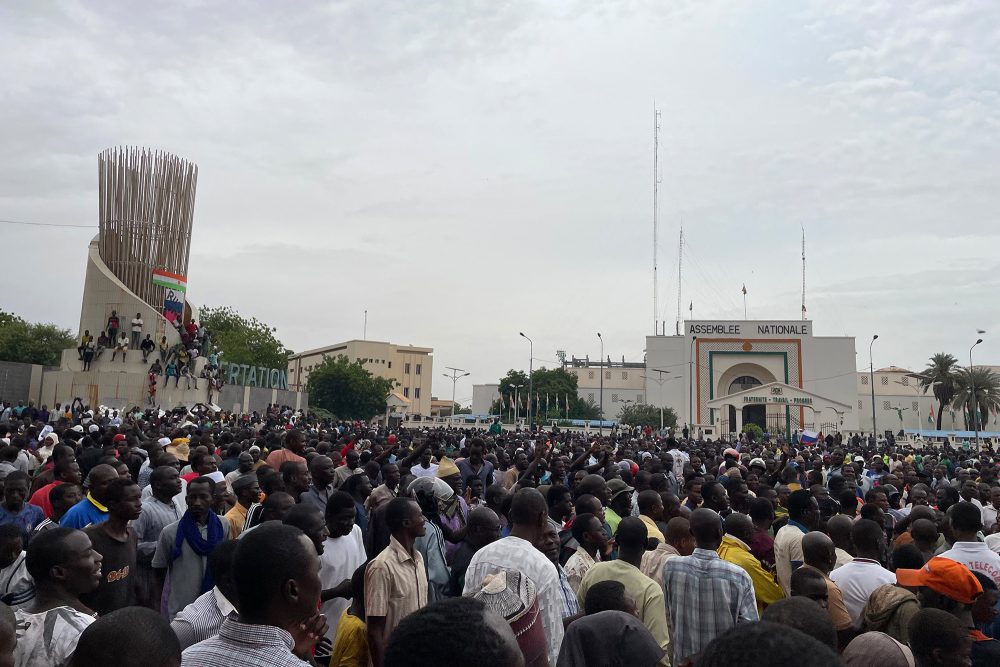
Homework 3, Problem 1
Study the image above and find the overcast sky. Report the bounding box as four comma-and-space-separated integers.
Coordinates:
3, 1, 999, 405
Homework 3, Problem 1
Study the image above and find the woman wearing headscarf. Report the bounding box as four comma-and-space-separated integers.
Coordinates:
842, 631, 915, 667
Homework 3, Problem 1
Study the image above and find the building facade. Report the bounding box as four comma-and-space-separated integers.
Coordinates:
562, 356, 646, 419
645, 320, 858, 435
287, 339, 434, 415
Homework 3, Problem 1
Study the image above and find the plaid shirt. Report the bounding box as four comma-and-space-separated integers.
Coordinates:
180, 617, 309, 667
663, 548, 758, 665
556, 564, 580, 618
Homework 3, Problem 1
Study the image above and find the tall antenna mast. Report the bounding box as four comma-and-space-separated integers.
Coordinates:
652, 105, 661, 335
676, 226, 684, 335
801, 224, 806, 320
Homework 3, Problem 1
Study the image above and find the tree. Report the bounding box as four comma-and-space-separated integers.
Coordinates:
617, 403, 678, 428
0, 311, 76, 366
307, 354, 395, 420
951, 366, 1000, 432
494, 367, 599, 421
918, 353, 959, 430
199, 306, 292, 369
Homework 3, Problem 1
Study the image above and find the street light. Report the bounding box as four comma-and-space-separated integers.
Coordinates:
519, 332, 533, 429
689, 335, 697, 428
443, 367, 469, 420
513, 384, 524, 425
869, 335, 879, 438
971, 338, 983, 447
643, 369, 682, 431
597, 332, 604, 435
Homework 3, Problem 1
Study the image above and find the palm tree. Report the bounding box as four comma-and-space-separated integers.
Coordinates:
918, 353, 959, 430
951, 367, 1000, 431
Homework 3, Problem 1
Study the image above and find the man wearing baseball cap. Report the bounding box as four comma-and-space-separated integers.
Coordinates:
896, 556, 1000, 664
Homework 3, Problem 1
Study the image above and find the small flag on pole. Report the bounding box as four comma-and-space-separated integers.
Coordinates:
741, 283, 747, 295
928, 405, 934, 424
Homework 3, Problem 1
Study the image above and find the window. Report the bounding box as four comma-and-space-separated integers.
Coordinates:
881, 376, 889, 386
902, 377, 909, 386
858, 400, 863, 409
861, 376, 869, 385
403, 388, 410, 398
605, 371, 611, 380
388, 361, 392, 368
882, 400, 891, 410
416, 364, 422, 375
612, 393, 619, 402
622, 371, 628, 380
588, 393, 595, 402
588, 371, 594, 380
414, 388, 421, 398
637, 394, 644, 402
405, 363, 411, 374
912, 401, 919, 411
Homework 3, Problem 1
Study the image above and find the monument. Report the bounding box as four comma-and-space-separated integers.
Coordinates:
39, 147, 306, 413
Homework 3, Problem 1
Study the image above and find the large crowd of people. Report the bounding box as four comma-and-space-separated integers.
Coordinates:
0, 401, 998, 666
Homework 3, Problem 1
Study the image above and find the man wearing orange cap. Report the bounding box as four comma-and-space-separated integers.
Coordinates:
896, 556, 1000, 665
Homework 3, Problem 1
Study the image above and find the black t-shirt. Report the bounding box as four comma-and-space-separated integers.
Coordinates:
80, 524, 137, 615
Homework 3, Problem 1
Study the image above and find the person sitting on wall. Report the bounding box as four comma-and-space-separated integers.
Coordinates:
150, 359, 163, 376
95, 332, 110, 360
165, 360, 180, 387
77, 330, 92, 360
179, 363, 195, 390
111, 334, 129, 362
140, 334, 155, 362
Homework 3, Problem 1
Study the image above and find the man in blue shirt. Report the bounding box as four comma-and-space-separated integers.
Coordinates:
0, 472, 45, 543
60, 464, 119, 530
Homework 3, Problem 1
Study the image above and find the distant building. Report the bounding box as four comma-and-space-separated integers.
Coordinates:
287, 340, 433, 415
562, 356, 646, 419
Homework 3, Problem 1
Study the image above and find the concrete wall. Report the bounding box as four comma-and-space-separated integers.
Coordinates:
216, 385, 308, 414
0, 361, 44, 405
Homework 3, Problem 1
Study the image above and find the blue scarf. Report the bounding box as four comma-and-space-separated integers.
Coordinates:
170, 511, 224, 593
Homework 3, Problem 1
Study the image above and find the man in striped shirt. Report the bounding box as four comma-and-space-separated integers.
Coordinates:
0, 524, 33, 609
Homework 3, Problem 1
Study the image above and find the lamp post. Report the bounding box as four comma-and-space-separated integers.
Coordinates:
688, 335, 697, 429
519, 332, 533, 429
869, 335, 879, 438
513, 384, 524, 426
971, 338, 983, 448
597, 332, 604, 436
643, 369, 682, 431
443, 367, 469, 421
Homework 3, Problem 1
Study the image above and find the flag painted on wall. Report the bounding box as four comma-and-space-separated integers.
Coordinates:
154, 269, 187, 324
928, 405, 935, 424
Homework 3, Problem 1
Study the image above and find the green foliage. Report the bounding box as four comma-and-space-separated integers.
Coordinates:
199, 306, 292, 369
951, 366, 1000, 431
742, 422, 764, 442
918, 353, 959, 430
0, 311, 76, 366
493, 367, 600, 420
307, 354, 395, 419
617, 403, 677, 428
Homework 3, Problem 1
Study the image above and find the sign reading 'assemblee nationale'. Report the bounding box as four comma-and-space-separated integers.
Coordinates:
687, 321, 812, 338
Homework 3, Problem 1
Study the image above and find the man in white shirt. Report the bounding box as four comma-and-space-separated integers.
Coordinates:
410, 449, 439, 479
981, 487, 1000, 534
938, 501, 1000, 587
464, 488, 563, 665
130, 313, 144, 350
318, 491, 367, 660
774, 490, 818, 595
829, 518, 895, 626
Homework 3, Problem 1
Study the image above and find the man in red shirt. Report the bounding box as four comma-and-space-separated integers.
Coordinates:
29, 460, 83, 518
265, 430, 306, 469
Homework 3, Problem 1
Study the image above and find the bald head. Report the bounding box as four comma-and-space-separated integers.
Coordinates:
724, 513, 753, 544
468, 506, 500, 530
577, 474, 608, 498
825, 514, 853, 551
690, 508, 724, 550
908, 505, 936, 523
87, 463, 119, 503
802, 531, 836, 573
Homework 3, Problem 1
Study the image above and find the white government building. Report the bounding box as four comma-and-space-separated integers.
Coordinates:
472, 318, 999, 438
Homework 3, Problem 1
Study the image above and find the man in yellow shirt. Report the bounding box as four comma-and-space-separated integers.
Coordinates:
331, 562, 369, 667
717, 513, 783, 614
637, 490, 666, 543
